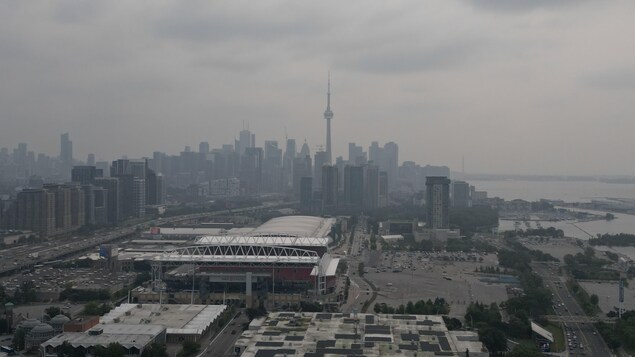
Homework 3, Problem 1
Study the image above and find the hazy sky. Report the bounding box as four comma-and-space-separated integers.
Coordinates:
1, 1, 635, 175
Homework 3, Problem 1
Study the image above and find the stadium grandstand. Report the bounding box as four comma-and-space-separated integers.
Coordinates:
126, 216, 341, 308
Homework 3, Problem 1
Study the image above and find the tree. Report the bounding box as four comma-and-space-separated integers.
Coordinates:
83, 302, 112, 316
141, 343, 168, 357
177, 341, 200, 357
478, 327, 507, 352
0, 318, 7, 334
46, 306, 63, 318
590, 294, 599, 306
12, 327, 26, 350
57, 341, 86, 357
94, 343, 125, 357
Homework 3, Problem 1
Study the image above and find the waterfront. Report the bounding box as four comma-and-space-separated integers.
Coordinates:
472, 179, 635, 203
487, 180, 635, 260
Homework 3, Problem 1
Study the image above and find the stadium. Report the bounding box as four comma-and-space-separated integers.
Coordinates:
126, 216, 341, 308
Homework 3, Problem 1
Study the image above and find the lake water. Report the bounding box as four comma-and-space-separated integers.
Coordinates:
472, 179, 635, 203
477, 179, 635, 237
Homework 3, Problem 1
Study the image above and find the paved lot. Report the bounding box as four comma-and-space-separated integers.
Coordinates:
12, 303, 84, 320
519, 237, 584, 261
579, 280, 635, 313
365, 251, 509, 317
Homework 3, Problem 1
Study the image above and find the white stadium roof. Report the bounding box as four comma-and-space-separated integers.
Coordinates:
248, 216, 335, 238
194, 236, 329, 247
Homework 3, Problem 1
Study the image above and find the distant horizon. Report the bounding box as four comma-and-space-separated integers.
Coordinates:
7, 133, 635, 179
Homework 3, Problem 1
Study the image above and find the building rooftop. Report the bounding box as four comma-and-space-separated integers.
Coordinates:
41, 324, 165, 350
100, 303, 227, 336
235, 312, 487, 357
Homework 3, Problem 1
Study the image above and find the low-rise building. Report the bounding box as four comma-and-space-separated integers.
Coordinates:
234, 312, 487, 356
41, 324, 166, 357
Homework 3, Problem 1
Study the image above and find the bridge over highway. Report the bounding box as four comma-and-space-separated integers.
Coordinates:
542, 315, 617, 324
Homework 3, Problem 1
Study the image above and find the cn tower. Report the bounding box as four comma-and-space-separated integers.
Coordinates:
323, 73, 333, 164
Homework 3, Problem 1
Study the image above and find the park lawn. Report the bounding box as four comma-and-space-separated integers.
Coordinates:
545, 323, 566, 352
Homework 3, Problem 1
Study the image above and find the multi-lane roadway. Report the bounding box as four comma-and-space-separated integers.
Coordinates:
339, 217, 374, 314
533, 262, 613, 356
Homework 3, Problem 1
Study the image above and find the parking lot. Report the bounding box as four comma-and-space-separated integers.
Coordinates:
365, 251, 511, 317
579, 281, 635, 313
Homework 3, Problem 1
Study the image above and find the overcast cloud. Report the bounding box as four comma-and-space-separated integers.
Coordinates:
1, 0, 634, 175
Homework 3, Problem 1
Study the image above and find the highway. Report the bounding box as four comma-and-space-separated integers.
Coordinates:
532, 262, 613, 356
197, 311, 249, 357
0, 201, 290, 277
339, 217, 374, 314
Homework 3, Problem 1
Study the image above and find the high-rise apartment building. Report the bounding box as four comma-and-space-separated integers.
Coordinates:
426, 176, 450, 229
94, 177, 120, 225
9, 184, 87, 237
60, 133, 73, 179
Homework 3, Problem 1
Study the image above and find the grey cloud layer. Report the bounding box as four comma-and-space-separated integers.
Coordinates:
0, 1, 635, 175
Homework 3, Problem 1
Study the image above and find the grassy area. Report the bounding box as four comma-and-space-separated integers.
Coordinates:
545, 322, 566, 352
566, 280, 601, 316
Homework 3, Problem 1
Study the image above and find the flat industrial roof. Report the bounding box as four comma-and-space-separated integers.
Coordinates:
235, 312, 488, 357
42, 324, 165, 350
101, 304, 227, 336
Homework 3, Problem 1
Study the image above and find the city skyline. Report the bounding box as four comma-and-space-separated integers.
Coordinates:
2, 2, 635, 175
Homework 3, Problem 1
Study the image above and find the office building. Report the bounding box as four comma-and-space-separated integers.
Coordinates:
86, 153, 95, 166
60, 133, 73, 179
239, 147, 263, 195
383, 141, 399, 190
364, 164, 380, 209
300, 177, 313, 209
313, 151, 328, 192
321, 165, 338, 211
426, 176, 450, 229
348, 143, 366, 165
452, 180, 471, 208
71, 166, 98, 185
199, 141, 209, 154
293, 156, 312, 200
379, 171, 388, 207
344, 165, 364, 208
283, 139, 296, 189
